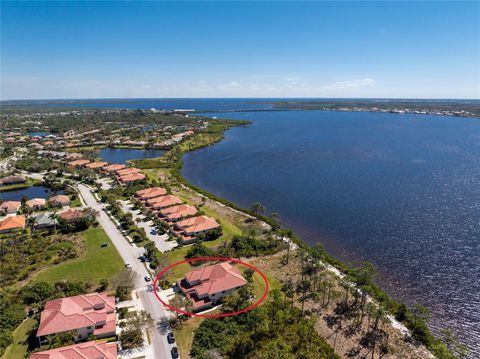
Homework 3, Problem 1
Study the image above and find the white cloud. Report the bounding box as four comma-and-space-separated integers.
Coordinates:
328, 78, 375, 89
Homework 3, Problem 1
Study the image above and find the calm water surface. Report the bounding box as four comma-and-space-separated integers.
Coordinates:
0, 186, 63, 201
98, 148, 164, 164
182, 110, 480, 353
27, 131, 50, 137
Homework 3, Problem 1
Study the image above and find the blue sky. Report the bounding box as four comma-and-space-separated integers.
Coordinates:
1, 1, 479, 99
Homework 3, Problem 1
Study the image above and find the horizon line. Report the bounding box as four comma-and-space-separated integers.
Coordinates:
2, 97, 480, 102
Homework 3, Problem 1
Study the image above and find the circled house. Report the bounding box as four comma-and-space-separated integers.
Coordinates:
177, 262, 248, 312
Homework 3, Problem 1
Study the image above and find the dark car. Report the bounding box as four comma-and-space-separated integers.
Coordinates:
100, 243, 108, 247
171, 346, 179, 358
167, 332, 175, 344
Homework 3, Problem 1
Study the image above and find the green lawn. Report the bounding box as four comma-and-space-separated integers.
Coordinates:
2, 318, 36, 359
70, 197, 82, 207
0, 178, 42, 192
33, 227, 124, 286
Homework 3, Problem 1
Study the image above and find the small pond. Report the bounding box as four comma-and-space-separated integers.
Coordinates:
0, 186, 64, 201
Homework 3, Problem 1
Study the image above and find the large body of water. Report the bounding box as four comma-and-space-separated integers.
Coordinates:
98, 148, 164, 165
182, 110, 480, 354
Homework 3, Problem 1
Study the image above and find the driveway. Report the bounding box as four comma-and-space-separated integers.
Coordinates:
77, 184, 176, 358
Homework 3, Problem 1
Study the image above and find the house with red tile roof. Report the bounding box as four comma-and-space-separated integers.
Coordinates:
85, 161, 108, 170
30, 340, 117, 359
36, 293, 116, 343
116, 167, 140, 177
117, 172, 146, 184
26, 198, 47, 210
0, 200, 21, 214
0, 215, 26, 233
68, 159, 90, 168
135, 187, 167, 201
145, 195, 182, 210
102, 164, 126, 173
0, 175, 26, 186
58, 208, 87, 222
173, 215, 220, 243
177, 262, 247, 311
49, 194, 71, 207
158, 204, 198, 223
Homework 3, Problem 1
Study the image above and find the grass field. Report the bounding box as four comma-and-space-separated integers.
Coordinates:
33, 227, 124, 286
0, 178, 42, 192
1, 318, 36, 359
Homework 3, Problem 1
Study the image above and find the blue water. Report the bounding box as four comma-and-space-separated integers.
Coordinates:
98, 148, 164, 165
27, 131, 50, 137
182, 110, 480, 353
3, 98, 275, 111
0, 186, 63, 201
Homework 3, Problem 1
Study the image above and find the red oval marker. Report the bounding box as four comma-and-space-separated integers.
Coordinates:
153, 256, 269, 318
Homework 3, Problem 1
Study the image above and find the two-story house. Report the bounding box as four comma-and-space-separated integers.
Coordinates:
36, 293, 116, 344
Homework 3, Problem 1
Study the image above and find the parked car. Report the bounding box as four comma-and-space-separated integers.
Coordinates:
125, 263, 132, 269
167, 332, 175, 344
171, 347, 179, 358
144, 276, 151, 282
100, 242, 108, 247
150, 228, 157, 235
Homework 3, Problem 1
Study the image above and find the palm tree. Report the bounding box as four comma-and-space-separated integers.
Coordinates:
250, 202, 265, 218
270, 212, 280, 229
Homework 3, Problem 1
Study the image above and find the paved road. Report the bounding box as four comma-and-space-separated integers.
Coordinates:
78, 184, 174, 359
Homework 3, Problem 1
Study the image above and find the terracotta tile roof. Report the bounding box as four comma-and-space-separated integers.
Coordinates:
58, 209, 86, 221
37, 293, 115, 337
116, 168, 140, 176
0, 201, 21, 213
182, 262, 247, 297
117, 173, 146, 183
175, 215, 220, 234
146, 195, 182, 209
49, 195, 71, 206
66, 153, 83, 160
26, 198, 46, 208
0, 215, 25, 231
85, 161, 108, 169
68, 159, 90, 167
103, 164, 126, 172
160, 204, 197, 221
135, 187, 167, 200
30, 341, 117, 359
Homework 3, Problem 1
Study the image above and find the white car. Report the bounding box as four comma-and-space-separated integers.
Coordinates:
125, 263, 132, 269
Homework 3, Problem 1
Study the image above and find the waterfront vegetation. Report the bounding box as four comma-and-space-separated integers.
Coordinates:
0, 178, 42, 192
